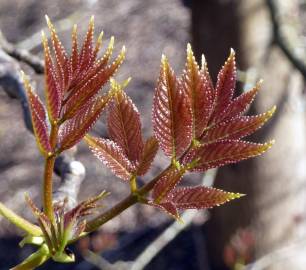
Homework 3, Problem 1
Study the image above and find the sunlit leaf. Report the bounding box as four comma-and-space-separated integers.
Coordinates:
152, 55, 192, 159
137, 136, 159, 176
184, 140, 274, 172
42, 32, 62, 121
152, 167, 184, 203
84, 135, 135, 181
149, 201, 180, 220
168, 186, 243, 209
22, 72, 51, 156
59, 94, 110, 151
210, 49, 236, 123
108, 79, 143, 163
63, 46, 126, 119
46, 15, 68, 92
181, 44, 213, 139
202, 106, 276, 143
217, 80, 262, 123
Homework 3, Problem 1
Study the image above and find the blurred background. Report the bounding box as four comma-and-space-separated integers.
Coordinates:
0, 0, 305, 269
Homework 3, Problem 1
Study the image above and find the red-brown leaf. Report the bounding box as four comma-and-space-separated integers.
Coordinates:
152, 55, 192, 159
217, 81, 262, 123
59, 95, 109, 151
202, 106, 276, 143
42, 32, 62, 121
168, 186, 243, 209
46, 16, 68, 92
79, 16, 95, 72
84, 136, 135, 181
210, 49, 236, 122
152, 167, 184, 203
149, 201, 180, 220
181, 44, 213, 139
184, 140, 274, 172
22, 73, 51, 156
137, 136, 159, 176
108, 81, 143, 163
63, 46, 125, 119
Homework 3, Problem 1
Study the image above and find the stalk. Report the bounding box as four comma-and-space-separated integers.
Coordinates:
43, 123, 59, 221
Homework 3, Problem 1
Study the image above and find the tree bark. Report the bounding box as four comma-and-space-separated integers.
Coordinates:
192, 0, 306, 269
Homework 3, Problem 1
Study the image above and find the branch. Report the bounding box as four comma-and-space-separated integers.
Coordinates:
0, 30, 44, 73
244, 238, 306, 270
266, 0, 306, 78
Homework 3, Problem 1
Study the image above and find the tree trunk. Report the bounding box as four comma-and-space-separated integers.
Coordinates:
192, 0, 306, 269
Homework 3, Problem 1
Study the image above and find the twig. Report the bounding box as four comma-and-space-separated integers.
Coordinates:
0, 30, 44, 73
244, 238, 306, 270
83, 250, 132, 270
266, 0, 306, 79
130, 169, 217, 270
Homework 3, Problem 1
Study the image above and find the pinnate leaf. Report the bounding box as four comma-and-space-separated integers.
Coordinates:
210, 49, 236, 122
46, 15, 68, 91
84, 135, 135, 181
181, 44, 213, 139
64, 45, 126, 119
168, 186, 243, 209
108, 79, 143, 163
59, 94, 110, 151
202, 106, 276, 143
184, 140, 274, 172
79, 16, 95, 72
152, 167, 185, 203
42, 32, 62, 121
152, 55, 192, 159
22, 72, 51, 156
136, 136, 159, 176
216, 81, 262, 123
150, 201, 180, 220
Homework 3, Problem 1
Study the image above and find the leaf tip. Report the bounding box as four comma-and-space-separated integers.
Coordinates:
229, 48, 236, 58
268, 105, 277, 117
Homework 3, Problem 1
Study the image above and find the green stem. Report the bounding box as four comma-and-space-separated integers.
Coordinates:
0, 202, 42, 236
11, 244, 50, 270
130, 175, 137, 194
43, 156, 56, 222
43, 123, 58, 222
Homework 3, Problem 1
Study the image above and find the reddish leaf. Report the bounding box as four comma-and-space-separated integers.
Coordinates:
137, 136, 159, 176
184, 140, 274, 172
69, 24, 79, 82
181, 44, 213, 139
217, 81, 262, 123
46, 15, 68, 92
59, 95, 110, 151
152, 167, 184, 203
202, 106, 276, 143
168, 186, 243, 209
152, 55, 192, 159
84, 136, 135, 181
78, 16, 95, 72
63, 46, 126, 119
210, 49, 236, 122
22, 73, 51, 156
149, 201, 180, 220
42, 32, 62, 121
108, 80, 143, 163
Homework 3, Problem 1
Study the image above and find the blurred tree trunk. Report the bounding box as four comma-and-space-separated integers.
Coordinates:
192, 0, 306, 269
